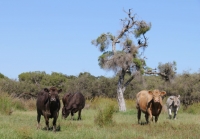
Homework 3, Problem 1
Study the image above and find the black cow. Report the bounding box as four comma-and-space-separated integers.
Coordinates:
62, 92, 85, 120
36, 87, 62, 132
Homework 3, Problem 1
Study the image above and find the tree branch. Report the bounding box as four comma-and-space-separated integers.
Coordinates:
144, 70, 169, 80
112, 9, 137, 54
124, 71, 139, 87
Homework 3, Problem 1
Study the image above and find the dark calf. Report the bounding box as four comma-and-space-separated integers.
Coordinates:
36, 87, 62, 132
62, 92, 85, 120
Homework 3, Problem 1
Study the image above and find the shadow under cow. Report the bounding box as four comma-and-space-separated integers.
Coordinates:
42, 125, 61, 132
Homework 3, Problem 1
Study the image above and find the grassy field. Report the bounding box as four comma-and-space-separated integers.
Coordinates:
0, 97, 200, 139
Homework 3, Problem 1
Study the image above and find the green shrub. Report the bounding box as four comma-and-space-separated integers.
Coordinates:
0, 93, 13, 115
181, 103, 200, 114
94, 102, 116, 127
24, 99, 36, 111
12, 98, 26, 111
0, 91, 26, 115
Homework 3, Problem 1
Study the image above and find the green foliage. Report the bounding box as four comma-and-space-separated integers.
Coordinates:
41, 72, 66, 88
134, 22, 151, 38
74, 72, 96, 99
0, 91, 25, 115
1, 70, 200, 102
98, 51, 113, 68
0, 93, 13, 115
18, 71, 46, 84
0, 78, 42, 96
92, 98, 118, 127
19, 71, 67, 89
133, 58, 145, 69
158, 61, 177, 81
124, 39, 132, 46
94, 102, 116, 127
12, 98, 26, 111
178, 103, 200, 115
0, 73, 5, 79
92, 33, 110, 52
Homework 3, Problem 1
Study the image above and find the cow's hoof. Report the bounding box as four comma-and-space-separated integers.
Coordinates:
140, 122, 147, 125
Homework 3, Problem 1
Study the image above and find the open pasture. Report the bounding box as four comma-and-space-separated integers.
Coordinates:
0, 98, 200, 139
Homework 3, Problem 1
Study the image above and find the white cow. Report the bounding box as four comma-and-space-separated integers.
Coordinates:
166, 95, 180, 119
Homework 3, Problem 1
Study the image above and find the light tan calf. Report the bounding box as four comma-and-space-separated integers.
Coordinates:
136, 89, 166, 124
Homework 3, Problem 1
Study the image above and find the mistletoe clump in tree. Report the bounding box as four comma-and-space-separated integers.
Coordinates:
92, 9, 175, 111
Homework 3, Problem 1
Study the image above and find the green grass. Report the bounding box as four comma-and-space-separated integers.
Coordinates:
1, 97, 200, 139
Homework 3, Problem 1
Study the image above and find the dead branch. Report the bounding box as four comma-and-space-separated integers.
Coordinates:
112, 9, 137, 54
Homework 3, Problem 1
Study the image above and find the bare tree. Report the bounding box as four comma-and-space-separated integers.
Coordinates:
92, 9, 175, 111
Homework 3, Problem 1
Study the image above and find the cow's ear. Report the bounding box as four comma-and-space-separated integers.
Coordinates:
58, 89, 62, 93
160, 91, 166, 96
177, 95, 180, 99
44, 88, 49, 92
148, 90, 153, 95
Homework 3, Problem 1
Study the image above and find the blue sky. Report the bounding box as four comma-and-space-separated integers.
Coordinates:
0, 0, 200, 79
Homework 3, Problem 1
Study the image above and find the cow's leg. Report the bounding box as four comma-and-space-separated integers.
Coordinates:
52, 117, 57, 132
44, 115, 50, 130
53, 112, 59, 132
77, 109, 82, 120
155, 107, 162, 123
70, 111, 74, 120
173, 108, 178, 120
145, 113, 149, 124
45, 119, 49, 130
168, 108, 172, 119
147, 108, 152, 123
37, 113, 41, 129
137, 109, 141, 124
155, 116, 159, 123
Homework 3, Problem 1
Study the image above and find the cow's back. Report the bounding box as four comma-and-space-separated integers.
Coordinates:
136, 90, 152, 112
66, 92, 85, 110
62, 93, 72, 106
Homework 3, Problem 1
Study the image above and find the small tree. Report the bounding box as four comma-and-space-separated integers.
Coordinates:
92, 9, 175, 111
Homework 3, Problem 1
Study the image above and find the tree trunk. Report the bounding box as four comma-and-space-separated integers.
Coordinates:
117, 86, 126, 111
117, 70, 126, 111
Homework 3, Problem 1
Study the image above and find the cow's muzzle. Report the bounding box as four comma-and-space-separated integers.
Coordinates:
154, 98, 160, 103
50, 98, 56, 102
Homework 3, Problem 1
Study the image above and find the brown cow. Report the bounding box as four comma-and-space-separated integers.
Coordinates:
136, 89, 166, 124
36, 87, 62, 132
62, 92, 85, 120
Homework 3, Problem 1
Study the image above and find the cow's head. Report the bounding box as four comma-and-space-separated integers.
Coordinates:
149, 89, 166, 103
170, 95, 180, 107
48, 87, 62, 102
62, 107, 70, 119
